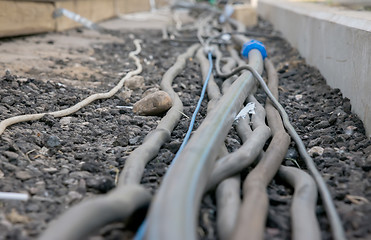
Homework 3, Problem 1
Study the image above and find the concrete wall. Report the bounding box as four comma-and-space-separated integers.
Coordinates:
288, 0, 371, 4
258, 0, 371, 137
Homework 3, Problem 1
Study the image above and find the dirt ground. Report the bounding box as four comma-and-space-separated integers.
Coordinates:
0, 15, 370, 240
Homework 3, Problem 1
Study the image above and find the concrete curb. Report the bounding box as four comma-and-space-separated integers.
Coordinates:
258, 0, 371, 137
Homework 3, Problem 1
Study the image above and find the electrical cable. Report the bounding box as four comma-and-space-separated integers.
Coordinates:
39, 185, 151, 240
277, 166, 321, 240
142, 11, 263, 240
0, 40, 143, 136
231, 61, 291, 240
135, 13, 216, 239
135, 11, 217, 240
134, 51, 214, 240
40, 43, 202, 240
144, 51, 263, 240
119, 43, 200, 185
215, 95, 268, 240
45, 3, 343, 240
195, 44, 234, 240
216, 61, 346, 240
205, 96, 271, 191
172, 51, 213, 160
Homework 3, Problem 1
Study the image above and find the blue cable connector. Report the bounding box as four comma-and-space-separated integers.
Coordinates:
241, 39, 267, 59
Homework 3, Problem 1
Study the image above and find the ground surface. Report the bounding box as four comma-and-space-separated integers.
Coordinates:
0, 16, 370, 240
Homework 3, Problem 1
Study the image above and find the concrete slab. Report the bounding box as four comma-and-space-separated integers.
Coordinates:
258, 0, 371, 137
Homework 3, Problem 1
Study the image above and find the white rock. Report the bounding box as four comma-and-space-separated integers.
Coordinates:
42, 167, 58, 174
308, 146, 324, 157
295, 94, 303, 101
60, 117, 72, 125
119, 89, 132, 100
345, 125, 357, 135
124, 75, 145, 90
15, 171, 32, 180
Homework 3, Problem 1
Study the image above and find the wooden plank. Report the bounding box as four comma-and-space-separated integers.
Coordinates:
0, 0, 163, 38
0, 1, 55, 37
0, 0, 117, 37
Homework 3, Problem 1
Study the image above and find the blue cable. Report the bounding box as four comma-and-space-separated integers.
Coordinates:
173, 51, 213, 161
134, 219, 147, 240
134, 51, 214, 240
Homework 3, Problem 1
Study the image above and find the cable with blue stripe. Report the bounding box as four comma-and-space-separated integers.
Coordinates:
173, 50, 213, 161
134, 50, 214, 240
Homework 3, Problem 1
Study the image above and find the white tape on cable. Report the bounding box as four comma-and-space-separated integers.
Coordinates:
235, 102, 255, 121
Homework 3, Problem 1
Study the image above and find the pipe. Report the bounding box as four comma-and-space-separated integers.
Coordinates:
214, 46, 236, 94
232, 58, 291, 240
196, 48, 221, 101
41, 44, 201, 240
216, 59, 346, 240
216, 175, 241, 240
206, 96, 271, 191
277, 166, 321, 240
144, 44, 263, 239
0, 192, 29, 201
119, 44, 200, 185
171, 50, 214, 162
39, 185, 151, 240
220, 45, 248, 93
214, 44, 241, 240
214, 96, 269, 240
263, 60, 346, 240
0, 39, 143, 136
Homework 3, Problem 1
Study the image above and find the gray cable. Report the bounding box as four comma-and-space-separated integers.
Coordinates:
278, 166, 321, 240
216, 62, 346, 240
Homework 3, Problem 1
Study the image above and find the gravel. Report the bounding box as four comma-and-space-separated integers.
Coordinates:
0, 18, 370, 240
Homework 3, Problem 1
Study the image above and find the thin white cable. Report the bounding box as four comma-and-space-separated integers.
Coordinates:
0, 192, 29, 201
0, 39, 143, 135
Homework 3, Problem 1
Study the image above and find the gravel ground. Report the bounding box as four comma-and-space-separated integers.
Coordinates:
0, 18, 370, 240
